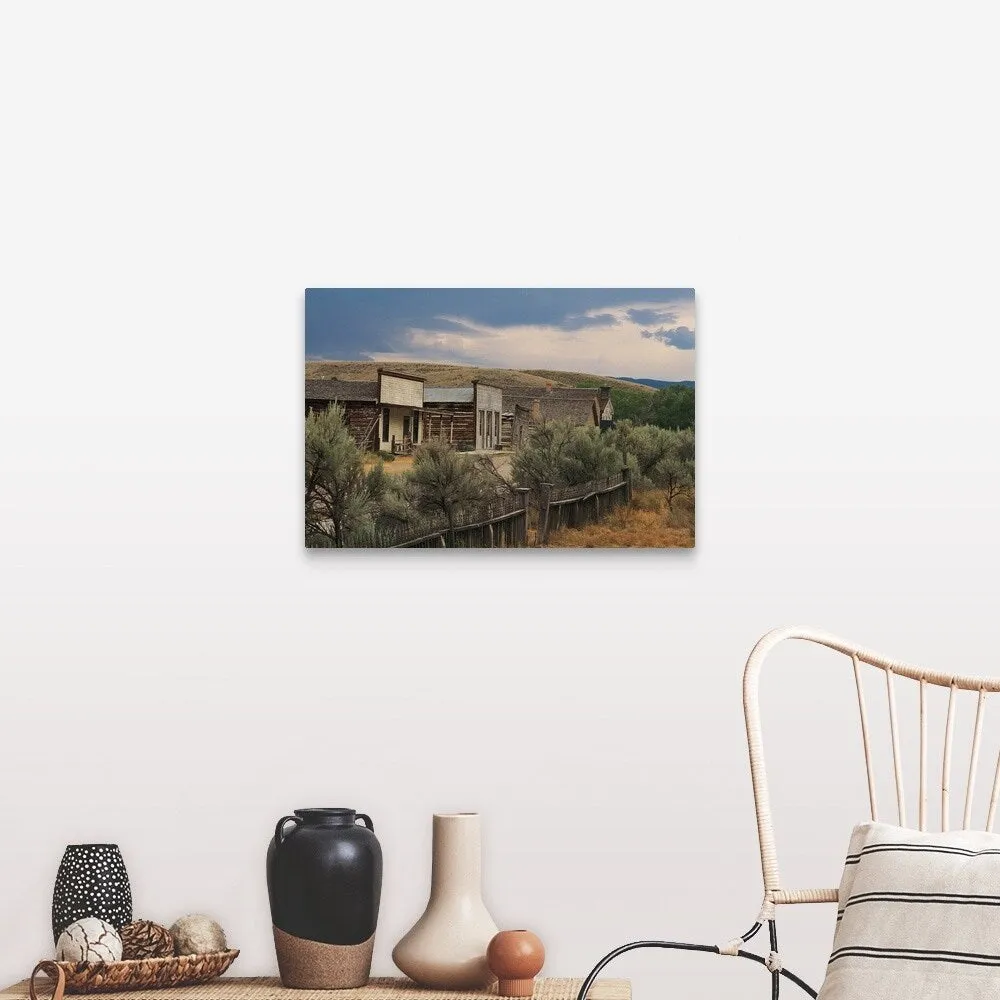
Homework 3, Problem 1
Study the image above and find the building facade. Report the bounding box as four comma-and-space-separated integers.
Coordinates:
421, 381, 504, 451
306, 374, 611, 453
376, 370, 424, 453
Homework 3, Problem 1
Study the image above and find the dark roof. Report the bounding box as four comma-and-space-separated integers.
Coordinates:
534, 397, 599, 425
505, 387, 605, 405
305, 379, 378, 402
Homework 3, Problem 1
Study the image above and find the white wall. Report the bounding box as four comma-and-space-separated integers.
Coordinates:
2, 4, 999, 996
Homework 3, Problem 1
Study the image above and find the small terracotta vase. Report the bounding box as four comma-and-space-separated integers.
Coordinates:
487, 930, 545, 997
392, 813, 499, 989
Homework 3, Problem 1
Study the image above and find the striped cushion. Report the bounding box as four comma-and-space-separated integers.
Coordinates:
819, 822, 1000, 999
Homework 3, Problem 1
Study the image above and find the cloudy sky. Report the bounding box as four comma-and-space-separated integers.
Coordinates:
305, 288, 695, 381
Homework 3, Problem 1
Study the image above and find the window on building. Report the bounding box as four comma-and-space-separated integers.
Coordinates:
403, 415, 411, 441
382, 407, 390, 443
495, 412, 500, 440
413, 410, 420, 443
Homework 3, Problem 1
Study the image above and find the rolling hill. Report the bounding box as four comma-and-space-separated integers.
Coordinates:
305, 361, 655, 393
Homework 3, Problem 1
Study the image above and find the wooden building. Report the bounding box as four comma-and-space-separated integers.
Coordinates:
501, 385, 612, 447
305, 369, 425, 453
305, 379, 380, 449
474, 382, 503, 450
376, 369, 424, 453
422, 381, 503, 451
305, 374, 612, 453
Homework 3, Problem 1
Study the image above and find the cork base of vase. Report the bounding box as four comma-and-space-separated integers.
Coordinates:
267, 808, 382, 990
273, 926, 375, 989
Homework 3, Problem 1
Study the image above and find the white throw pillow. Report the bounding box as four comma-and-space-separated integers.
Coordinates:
818, 821, 1000, 1000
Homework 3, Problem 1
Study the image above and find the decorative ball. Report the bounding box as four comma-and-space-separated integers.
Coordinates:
120, 920, 174, 960
55, 917, 124, 963
487, 930, 545, 997
169, 914, 227, 956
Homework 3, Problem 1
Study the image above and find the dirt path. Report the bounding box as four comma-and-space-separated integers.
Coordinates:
364, 451, 514, 479
364, 455, 416, 476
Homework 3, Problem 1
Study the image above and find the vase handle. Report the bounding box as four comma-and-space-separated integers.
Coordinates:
274, 815, 302, 845
355, 813, 374, 831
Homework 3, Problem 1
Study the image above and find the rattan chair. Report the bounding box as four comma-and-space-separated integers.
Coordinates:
577, 625, 1000, 1000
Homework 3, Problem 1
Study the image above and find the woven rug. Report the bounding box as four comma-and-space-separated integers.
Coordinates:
1, 977, 630, 1000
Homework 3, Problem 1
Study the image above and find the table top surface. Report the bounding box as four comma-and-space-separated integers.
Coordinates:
1, 976, 630, 1000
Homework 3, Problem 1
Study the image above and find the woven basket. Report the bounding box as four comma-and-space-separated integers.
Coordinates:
30, 951, 239, 997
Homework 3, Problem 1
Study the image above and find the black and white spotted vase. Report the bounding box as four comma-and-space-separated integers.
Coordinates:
52, 844, 133, 944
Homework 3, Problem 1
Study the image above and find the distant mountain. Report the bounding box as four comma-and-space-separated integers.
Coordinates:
616, 377, 695, 389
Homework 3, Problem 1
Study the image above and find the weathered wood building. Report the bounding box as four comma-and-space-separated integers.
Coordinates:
306, 373, 614, 453
501, 385, 613, 447
421, 381, 504, 451
305, 369, 425, 453
376, 369, 424, 453
305, 378, 380, 448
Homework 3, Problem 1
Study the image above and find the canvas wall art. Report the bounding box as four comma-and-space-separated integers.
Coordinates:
304, 288, 695, 549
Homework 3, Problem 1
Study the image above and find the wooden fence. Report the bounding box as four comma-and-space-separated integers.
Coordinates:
354, 488, 531, 549
333, 469, 632, 549
537, 467, 632, 545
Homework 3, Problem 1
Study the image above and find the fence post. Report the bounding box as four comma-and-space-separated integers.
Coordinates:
623, 466, 633, 505
539, 482, 553, 546
515, 488, 530, 547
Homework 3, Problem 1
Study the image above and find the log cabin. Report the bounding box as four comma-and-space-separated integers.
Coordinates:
305, 369, 425, 453
305, 372, 503, 452
421, 381, 503, 451
500, 385, 614, 447
306, 374, 613, 453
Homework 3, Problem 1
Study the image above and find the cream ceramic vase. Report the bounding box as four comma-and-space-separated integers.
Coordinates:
392, 813, 499, 989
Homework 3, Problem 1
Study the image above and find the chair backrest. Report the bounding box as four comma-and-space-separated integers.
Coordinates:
743, 626, 1000, 907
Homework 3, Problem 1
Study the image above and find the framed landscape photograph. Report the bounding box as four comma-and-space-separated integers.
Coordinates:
305, 288, 695, 549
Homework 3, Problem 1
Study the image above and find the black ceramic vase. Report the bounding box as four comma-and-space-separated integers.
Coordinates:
267, 808, 382, 989
52, 844, 133, 943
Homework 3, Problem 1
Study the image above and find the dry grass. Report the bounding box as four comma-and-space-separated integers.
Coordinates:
546, 489, 694, 549
522, 369, 655, 392
364, 454, 415, 476
363, 452, 512, 480
304, 361, 651, 392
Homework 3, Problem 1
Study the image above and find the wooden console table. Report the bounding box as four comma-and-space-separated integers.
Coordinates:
1, 977, 630, 1000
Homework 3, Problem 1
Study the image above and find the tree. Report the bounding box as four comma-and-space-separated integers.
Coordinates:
650, 385, 695, 430
305, 404, 386, 547
606, 422, 694, 506
512, 420, 621, 492
606, 384, 695, 430
609, 422, 673, 479
407, 440, 492, 545
558, 424, 622, 483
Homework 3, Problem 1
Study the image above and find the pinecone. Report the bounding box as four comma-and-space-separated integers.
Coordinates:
120, 920, 174, 960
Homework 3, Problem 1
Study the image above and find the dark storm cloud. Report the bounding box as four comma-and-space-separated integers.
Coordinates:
640, 325, 696, 350
626, 307, 679, 326
560, 312, 619, 330
304, 288, 693, 358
